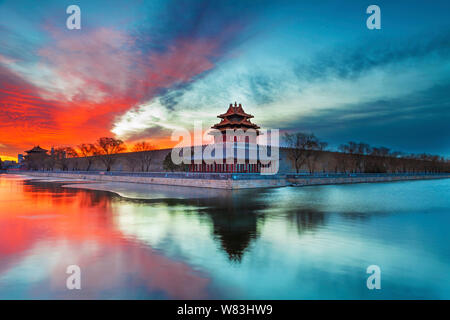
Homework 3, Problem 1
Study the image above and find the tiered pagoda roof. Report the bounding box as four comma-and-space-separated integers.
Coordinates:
25, 146, 48, 154
212, 102, 260, 132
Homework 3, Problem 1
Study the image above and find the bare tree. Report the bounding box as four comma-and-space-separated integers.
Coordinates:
354, 142, 371, 172
284, 132, 327, 173
332, 140, 450, 174
338, 142, 359, 173
337, 142, 373, 173
125, 157, 138, 172
132, 141, 154, 172
53, 147, 78, 171
371, 146, 391, 157
162, 152, 187, 172
306, 140, 328, 173
95, 137, 126, 171
77, 143, 98, 171
284, 133, 308, 173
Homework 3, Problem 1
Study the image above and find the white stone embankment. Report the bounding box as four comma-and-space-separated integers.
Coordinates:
287, 174, 450, 186
20, 171, 287, 189
16, 172, 450, 189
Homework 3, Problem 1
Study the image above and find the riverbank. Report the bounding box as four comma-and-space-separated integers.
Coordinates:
287, 173, 450, 186
7, 171, 450, 189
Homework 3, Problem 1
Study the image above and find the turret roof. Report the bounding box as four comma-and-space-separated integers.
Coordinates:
212, 102, 260, 131
25, 146, 48, 153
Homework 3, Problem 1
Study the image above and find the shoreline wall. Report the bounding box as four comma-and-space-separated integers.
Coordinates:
12, 171, 450, 189
287, 173, 450, 186
17, 171, 287, 189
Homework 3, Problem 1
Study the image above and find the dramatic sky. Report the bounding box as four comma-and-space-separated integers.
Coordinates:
1, 0, 449, 161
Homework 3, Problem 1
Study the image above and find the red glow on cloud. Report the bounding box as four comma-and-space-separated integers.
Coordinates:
0, 27, 227, 159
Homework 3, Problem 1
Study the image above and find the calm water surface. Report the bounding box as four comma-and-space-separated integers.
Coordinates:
0, 174, 449, 299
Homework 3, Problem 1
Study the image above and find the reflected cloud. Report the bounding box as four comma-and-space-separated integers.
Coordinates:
0, 177, 213, 299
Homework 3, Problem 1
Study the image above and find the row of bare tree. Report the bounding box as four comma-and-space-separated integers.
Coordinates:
23, 132, 450, 174
25, 137, 154, 172
284, 132, 450, 174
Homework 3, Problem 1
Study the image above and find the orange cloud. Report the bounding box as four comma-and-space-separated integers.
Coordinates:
0, 27, 228, 158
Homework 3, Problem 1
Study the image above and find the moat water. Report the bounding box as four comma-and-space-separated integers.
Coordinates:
0, 174, 449, 299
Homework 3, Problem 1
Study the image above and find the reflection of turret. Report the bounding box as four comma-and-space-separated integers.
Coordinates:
184, 191, 328, 262
20, 179, 328, 265
191, 191, 268, 262
209, 211, 259, 262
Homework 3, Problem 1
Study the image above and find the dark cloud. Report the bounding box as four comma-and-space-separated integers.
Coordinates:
121, 0, 273, 106
246, 74, 278, 105
282, 85, 450, 156
158, 84, 192, 111
294, 33, 450, 82
124, 125, 173, 142
134, 0, 272, 53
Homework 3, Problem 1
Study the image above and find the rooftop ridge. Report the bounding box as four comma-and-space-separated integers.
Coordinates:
212, 102, 260, 132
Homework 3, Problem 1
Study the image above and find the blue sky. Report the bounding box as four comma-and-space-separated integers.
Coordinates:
0, 0, 449, 158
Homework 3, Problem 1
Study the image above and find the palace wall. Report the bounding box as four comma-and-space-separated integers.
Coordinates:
42, 147, 448, 174
59, 147, 308, 173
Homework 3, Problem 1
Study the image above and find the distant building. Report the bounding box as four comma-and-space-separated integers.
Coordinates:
18, 154, 24, 163
25, 146, 48, 155
24, 146, 49, 170
1, 160, 18, 169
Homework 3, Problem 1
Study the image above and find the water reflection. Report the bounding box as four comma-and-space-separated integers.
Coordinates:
0, 178, 212, 299
0, 175, 449, 299
194, 194, 266, 262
